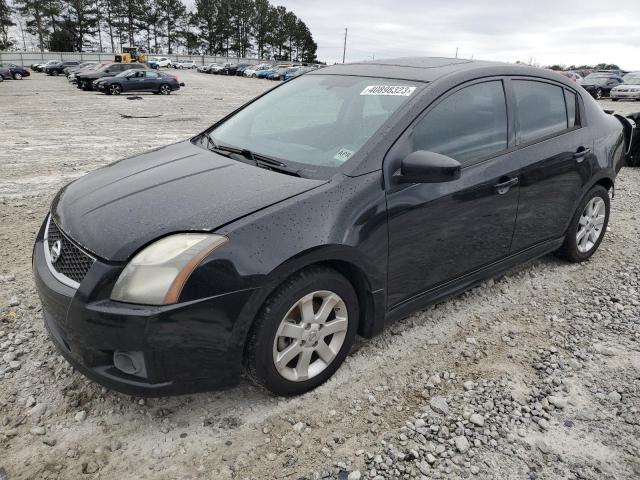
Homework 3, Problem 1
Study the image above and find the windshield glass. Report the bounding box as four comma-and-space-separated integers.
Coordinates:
210, 75, 421, 169
623, 74, 640, 84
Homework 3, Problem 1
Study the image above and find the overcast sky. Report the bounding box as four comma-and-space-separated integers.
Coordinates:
272, 0, 640, 69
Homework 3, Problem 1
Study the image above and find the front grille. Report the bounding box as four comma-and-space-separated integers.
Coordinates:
45, 217, 95, 286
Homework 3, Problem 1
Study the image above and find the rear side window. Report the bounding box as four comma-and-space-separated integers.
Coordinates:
512, 80, 568, 143
565, 90, 578, 128
412, 80, 508, 164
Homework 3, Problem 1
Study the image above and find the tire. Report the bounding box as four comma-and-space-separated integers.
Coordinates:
555, 185, 610, 262
159, 83, 171, 95
13, 72, 23, 80
82, 79, 92, 90
52, 70, 59, 76
245, 267, 359, 396
611, 98, 619, 102
595, 88, 603, 100
109, 84, 121, 95
0, 75, 3, 82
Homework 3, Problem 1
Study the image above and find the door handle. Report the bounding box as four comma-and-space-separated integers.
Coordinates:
573, 147, 591, 162
494, 177, 519, 195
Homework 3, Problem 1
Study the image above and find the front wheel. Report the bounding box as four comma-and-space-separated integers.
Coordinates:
13, 73, 23, 80
245, 267, 358, 396
109, 84, 122, 95
595, 88, 603, 100
555, 185, 610, 262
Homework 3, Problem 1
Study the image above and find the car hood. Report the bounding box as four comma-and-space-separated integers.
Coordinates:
582, 79, 612, 86
51, 141, 326, 262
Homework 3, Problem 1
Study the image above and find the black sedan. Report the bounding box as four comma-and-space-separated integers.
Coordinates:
581, 72, 624, 99
0, 63, 30, 80
45, 60, 80, 76
76, 62, 145, 90
33, 58, 633, 397
94, 69, 183, 95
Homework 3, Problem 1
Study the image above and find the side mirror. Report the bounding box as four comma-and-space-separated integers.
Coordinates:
396, 151, 461, 184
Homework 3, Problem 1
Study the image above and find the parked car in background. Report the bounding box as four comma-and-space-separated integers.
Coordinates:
68, 63, 107, 83
149, 57, 172, 69
560, 71, 583, 84
610, 72, 640, 102
95, 69, 183, 95
220, 63, 239, 75
256, 66, 277, 78
581, 73, 624, 99
31, 60, 58, 72
33, 58, 631, 397
76, 62, 145, 90
283, 67, 306, 81
244, 63, 273, 77
267, 66, 293, 80
0, 65, 11, 81
64, 62, 97, 76
235, 64, 252, 76
45, 61, 80, 76
174, 60, 197, 69
198, 63, 219, 73
0, 63, 30, 80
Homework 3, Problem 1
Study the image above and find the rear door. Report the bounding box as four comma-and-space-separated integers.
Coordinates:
143, 71, 161, 90
385, 79, 520, 307
507, 79, 592, 252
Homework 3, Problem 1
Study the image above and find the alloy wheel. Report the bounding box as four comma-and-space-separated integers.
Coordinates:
109, 84, 121, 95
14, 73, 22, 80
272, 290, 349, 382
160, 84, 171, 95
596, 88, 603, 100
576, 197, 606, 253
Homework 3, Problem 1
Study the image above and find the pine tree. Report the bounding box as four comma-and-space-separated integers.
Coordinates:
251, 0, 271, 59
0, 0, 14, 50
157, 0, 186, 53
14, 0, 49, 50
67, 0, 99, 51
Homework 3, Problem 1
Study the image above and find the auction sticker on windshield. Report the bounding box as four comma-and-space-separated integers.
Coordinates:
360, 85, 417, 96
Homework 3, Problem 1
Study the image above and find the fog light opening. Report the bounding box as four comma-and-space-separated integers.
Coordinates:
113, 351, 147, 378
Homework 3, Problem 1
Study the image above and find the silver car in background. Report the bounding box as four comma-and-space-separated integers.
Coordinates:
611, 72, 640, 101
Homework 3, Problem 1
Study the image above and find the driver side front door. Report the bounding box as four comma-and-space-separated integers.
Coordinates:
385, 79, 520, 309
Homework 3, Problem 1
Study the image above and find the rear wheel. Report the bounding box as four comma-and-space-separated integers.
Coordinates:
159, 84, 171, 95
245, 267, 358, 396
109, 84, 122, 95
555, 185, 610, 262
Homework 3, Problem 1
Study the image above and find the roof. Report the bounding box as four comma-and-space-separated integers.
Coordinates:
311, 57, 554, 83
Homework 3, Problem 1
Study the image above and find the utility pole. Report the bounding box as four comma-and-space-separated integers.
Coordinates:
342, 27, 347, 63
455, 46, 459, 58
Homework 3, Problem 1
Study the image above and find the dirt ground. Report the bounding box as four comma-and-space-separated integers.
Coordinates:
0, 71, 639, 480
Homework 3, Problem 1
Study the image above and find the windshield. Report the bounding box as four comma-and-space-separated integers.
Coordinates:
210, 75, 421, 170
623, 74, 640, 84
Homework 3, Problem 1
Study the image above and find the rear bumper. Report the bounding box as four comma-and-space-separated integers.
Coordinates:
33, 234, 258, 396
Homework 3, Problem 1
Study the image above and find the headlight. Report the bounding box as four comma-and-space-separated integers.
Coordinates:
111, 234, 228, 305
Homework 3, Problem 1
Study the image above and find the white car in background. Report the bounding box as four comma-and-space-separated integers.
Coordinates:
149, 57, 173, 68
174, 61, 197, 69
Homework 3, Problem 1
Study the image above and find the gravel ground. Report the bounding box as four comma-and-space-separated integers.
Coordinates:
0, 71, 639, 480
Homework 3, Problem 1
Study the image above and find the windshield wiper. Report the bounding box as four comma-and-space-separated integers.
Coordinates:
203, 134, 301, 177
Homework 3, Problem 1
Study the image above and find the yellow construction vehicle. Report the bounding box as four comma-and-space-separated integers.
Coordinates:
114, 47, 147, 64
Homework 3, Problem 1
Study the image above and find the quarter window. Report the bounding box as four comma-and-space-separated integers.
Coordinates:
412, 81, 508, 165
512, 80, 568, 143
565, 90, 578, 128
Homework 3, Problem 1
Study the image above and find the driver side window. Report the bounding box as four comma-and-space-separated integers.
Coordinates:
411, 81, 508, 165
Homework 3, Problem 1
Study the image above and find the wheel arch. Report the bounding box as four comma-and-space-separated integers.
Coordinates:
233, 247, 387, 365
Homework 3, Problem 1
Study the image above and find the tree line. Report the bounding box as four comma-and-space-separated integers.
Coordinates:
0, 0, 318, 63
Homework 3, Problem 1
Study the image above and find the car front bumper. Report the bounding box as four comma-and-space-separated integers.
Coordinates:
610, 90, 640, 100
33, 230, 258, 396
